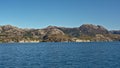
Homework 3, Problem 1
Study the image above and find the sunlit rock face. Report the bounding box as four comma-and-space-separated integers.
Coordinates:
43, 26, 65, 35
42, 26, 69, 42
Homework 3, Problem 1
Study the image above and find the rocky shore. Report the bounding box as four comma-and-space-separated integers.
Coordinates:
0, 24, 120, 43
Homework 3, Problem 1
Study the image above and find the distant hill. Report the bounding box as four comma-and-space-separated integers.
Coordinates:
110, 30, 120, 34
0, 24, 120, 43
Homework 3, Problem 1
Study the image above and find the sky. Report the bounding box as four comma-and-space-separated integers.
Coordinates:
0, 0, 120, 30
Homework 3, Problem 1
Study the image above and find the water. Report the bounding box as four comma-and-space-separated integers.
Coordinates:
0, 42, 120, 68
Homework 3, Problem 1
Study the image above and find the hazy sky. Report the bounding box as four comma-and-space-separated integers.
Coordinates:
0, 0, 120, 30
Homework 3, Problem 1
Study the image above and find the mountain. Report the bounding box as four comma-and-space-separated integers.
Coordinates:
79, 24, 109, 36
57, 24, 115, 42
0, 24, 120, 43
57, 24, 109, 37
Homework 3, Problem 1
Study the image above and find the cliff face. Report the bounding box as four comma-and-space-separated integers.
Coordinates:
0, 24, 120, 42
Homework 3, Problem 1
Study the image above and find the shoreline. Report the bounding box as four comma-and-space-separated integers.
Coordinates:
0, 41, 119, 44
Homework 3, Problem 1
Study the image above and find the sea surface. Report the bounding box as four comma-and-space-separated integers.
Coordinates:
0, 42, 120, 68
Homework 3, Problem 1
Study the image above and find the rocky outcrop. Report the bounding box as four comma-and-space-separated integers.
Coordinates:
43, 26, 65, 35
42, 26, 71, 42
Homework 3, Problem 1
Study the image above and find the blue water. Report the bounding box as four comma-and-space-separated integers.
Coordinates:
0, 42, 120, 68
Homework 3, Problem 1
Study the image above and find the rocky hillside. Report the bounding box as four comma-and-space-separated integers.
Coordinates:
79, 24, 109, 36
0, 24, 120, 42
